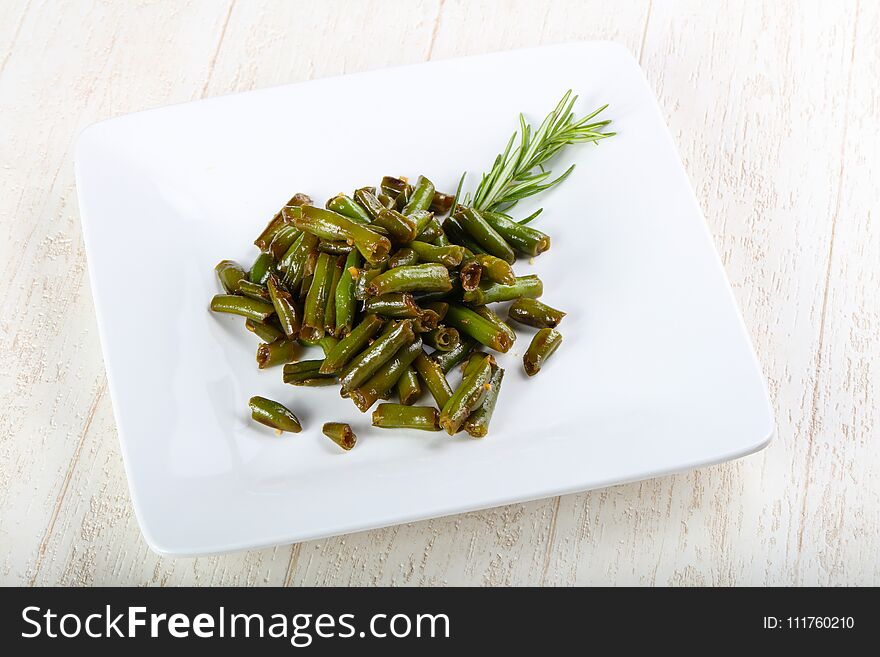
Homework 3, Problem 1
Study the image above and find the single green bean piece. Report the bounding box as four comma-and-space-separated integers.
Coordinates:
236, 279, 270, 301
387, 248, 420, 268
368, 264, 452, 297
432, 336, 476, 373
283, 359, 337, 386
338, 320, 415, 392
301, 252, 333, 340
422, 301, 448, 321
402, 176, 435, 216
374, 208, 418, 244
296, 205, 391, 264
464, 366, 504, 437
350, 338, 422, 412
377, 192, 396, 209
394, 183, 413, 211
268, 224, 301, 260
279, 232, 319, 290
354, 264, 387, 300
454, 207, 515, 263
408, 210, 434, 239
482, 211, 550, 257
508, 298, 566, 328
418, 216, 445, 243
523, 328, 562, 376
372, 404, 440, 431
397, 367, 421, 405
471, 305, 517, 347
354, 187, 386, 221
380, 176, 407, 197
249, 396, 302, 433
322, 422, 357, 450
429, 190, 455, 215
423, 326, 460, 352
462, 275, 543, 305
254, 193, 311, 250
256, 338, 298, 369
335, 249, 361, 336
215, 260, 248, 293
439, 354, 493, 435
459, 260, 482, 292
442, 216, 486, 254
413, 309, 441, 333
323, 254, 346, 335
431, 224, 451, 247
474, 254, 516, 285
248, 252, 275, 285
326, 194, 371, 225
363, 292, 422, 318
267, 273, 302, 338
245, 317, 284, 343
409, 241, 465, 267
462, 350, 496, 377
210, 294, 275, 322
444, 304, 513, 353
413, 351, 453, 407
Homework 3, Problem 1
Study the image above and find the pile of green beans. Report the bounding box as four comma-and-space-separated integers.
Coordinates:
210, 175, 567, 446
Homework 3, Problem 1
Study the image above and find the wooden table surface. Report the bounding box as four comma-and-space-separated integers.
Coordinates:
1, 0, 877, 586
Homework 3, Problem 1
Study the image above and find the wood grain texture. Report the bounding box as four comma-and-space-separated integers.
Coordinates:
0, 0, 877, 586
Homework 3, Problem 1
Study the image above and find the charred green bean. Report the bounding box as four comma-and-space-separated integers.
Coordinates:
322, 422, 357, 450
462, 275, 543, 305
508, 298, 566, 328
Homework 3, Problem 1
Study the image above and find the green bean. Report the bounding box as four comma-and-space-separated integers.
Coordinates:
429, 190, 455, 215
377, 192, 396, 209
408, 241, 465, 267
442, 216, 486, 254
210, 294, 275, 321
387, 248, 419, 268
354, 187, 386, 220
374, 208, 418, 244
482, 211, 550, 257
256, 338, 299, 369
354, 263, 387, 300
323, 254, 346, 335
338, 320, 415, 392
397, 367, 421, 405
413, 308, 441, 333
254, 193, 310, 250
248, 252, 275, 285
454, 207, 515, 263
322, 422, 357, 450
249, 396, 302, 433
439, 354, 493, 435
279, 232, 319, 290
459, 260, 482, 292
464, 366, 504, 437
363, 292, 422, 318
413, 351, 453, 407
267, 273, 302, 338
296, 205, 391, 264
462, 275, 543, 305
372, 404, 440, 431
417, 216, 444, 243
268, 224, 301, 260
245, 317, 284, 343
471, 305, 516, 347
423, 326, 460, 352
326, 194, 371, 224
508, 298, 566, 328
335, 250, 361, 336
380, 176, 407, 197
236, 279, 270, 301
394, 182, 413, 210
523, 328, 562, 376
350, 338, 422, 412
473, 254, 516, 285
301, 252, 333, 340
444, 304, 513, 353
408, 210, 434, 239
368, 264, 452, 297
432, 336, 476, 373
215, 260, 248, 293
283, 359, 337, 386
402, 176, 435, 216
462, 350, 496, 377
422, 301, 448, 321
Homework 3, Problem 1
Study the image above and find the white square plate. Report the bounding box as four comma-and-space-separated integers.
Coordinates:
75, 43, 774, 556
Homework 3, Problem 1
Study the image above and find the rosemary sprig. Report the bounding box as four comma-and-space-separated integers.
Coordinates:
465, 90, 615, 216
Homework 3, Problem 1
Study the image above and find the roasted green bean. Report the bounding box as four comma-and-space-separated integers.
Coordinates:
462, 275, 543, 305
326, 194, 371, 225
454, 206, 515, 263
413, 351, 453, 408
367, 264, 452, 297
320, 313, 384, 374
443, 304, 513, 352
338, 320, 415, 392
409, 241, 465, 267
249, 396, 302, 433
482, 211, 550, 257
523, 328, 562, 376
350, 338, 423, 412
334, 249, 361, 336
374, 208, 418, 244
508, 298, 566, 328
323, 254, 346, 335
397, 367, 421, 405
423, 326, 460, 352
301, 252, 334, 340
296, 205, 391, 264
256, 338, 298, 369
432, 336, 476, 373
387, 247, 419, 268
322, 422, 357, 450
363, 292, 422, 318
245, 317, 284, 343
464, 366, 504, 437
283, 359, 337, 386
267, 273, 302, 338
248, 252, 275, 285
215, 260, 248, 293
402, 175, 435, 216
210, 294, 275, 322
372, 404, 440, 431
439, 354, 493, 435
